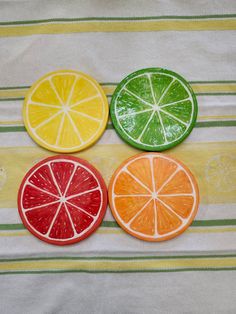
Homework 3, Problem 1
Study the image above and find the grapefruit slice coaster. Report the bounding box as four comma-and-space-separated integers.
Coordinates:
108, 153, 199, 242
18, 155, 107, 245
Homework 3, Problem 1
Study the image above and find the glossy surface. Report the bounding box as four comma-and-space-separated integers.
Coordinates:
109, 153, 199, 242
110, 68, 198, 151
18, 155, 107, 245
23, 70, 109, 152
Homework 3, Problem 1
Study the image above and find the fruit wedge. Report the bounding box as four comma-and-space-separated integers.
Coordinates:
23, 70, 109, 152
18, 155, 107, 245
109, 153, 199, 241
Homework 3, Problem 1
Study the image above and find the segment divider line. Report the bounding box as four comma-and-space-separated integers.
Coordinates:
123, 87, 153, 107
48, 79, 64, 106
66, 201, 95, 219
24, 200, 60, 212
125, 168, 152, 194
26, 182, 60, 199
64, 203, 78, 237
127, 198, 153, 226
66, 187, 100, 200
156, 167, 180, 194
45, 202, 62, 237
157, 198, 186, 223
48, 163, 62, 197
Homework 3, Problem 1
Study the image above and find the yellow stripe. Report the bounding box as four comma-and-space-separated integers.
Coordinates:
97, 228, 124, 235
0, 226, 236, 238
192, 83, 236, 93
102, 86, 115, 95
198, 115, 236, 121
0, 142, 235, 208
0, 120, 23, 125
0, 89, 27, 98
0, 257, 235, 272
0, 19, 236, 37
187, 227, 236, 234
0, 83, 236, 99
0, 231, 29, 237
102, 83, 236, 95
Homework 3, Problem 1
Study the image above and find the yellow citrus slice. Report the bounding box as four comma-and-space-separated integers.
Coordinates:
205, 154, 236, 192
109, 153, 199, 242
23, 70, 109, 152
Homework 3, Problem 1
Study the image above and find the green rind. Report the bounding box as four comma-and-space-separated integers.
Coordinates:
110, 68, 198, 151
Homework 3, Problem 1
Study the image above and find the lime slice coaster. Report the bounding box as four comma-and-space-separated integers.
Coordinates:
110, 68, 198, 151
18, 155, 108, 245
23, 70, 109, 153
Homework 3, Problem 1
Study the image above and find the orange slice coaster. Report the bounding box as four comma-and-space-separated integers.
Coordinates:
108, 153, 199, 241
18, 155, 107, 245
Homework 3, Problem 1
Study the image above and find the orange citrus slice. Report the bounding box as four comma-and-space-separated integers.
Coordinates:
108, 153, 199, 241
23, 70, 109, 152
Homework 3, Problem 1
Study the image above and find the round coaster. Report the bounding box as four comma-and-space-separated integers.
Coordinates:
23, 70, 109, 153
110, 68, 198, 151
108, 153, 199, 242
18, 155, 107, 245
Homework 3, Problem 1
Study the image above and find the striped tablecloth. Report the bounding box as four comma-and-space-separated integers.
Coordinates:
0, 1, 236, 313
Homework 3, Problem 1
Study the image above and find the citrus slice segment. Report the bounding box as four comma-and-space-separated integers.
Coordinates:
23, 70, 109, 153
18, 155, 107, 245
110, 68, 198, 151
108, 153, 199, 242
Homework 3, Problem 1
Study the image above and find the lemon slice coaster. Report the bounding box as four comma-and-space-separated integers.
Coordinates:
110, 68, 198, 151
23, 70, 109, 152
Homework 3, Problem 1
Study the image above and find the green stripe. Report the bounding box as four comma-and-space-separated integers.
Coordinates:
0, 86, 29, 90
101, 221, 118, 228
0, 14, 236, 26
192, 219, 236, 227
0, 97, 24, 102
0, 223, 25, 230
190, 80, 236, 84
104, 219, 236, 228
0, 126, 26, 132
100, 82, 117, 86
195, 120, 236, 127
0, 268, 236, 275
0, 120, 235, 133
1, 219, 236, 231
106, 123, 114, 130
0, 254, 236, 263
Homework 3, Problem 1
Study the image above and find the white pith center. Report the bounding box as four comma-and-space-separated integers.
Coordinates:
153, 105, 159, 111
151, 191, 158, 199
59, 196, 67, 203
62, 105, 69, 113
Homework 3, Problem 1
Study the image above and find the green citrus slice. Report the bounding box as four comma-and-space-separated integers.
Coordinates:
110, 68, 198, 151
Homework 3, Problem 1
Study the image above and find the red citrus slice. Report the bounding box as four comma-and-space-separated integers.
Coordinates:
18, 155, 107, 245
